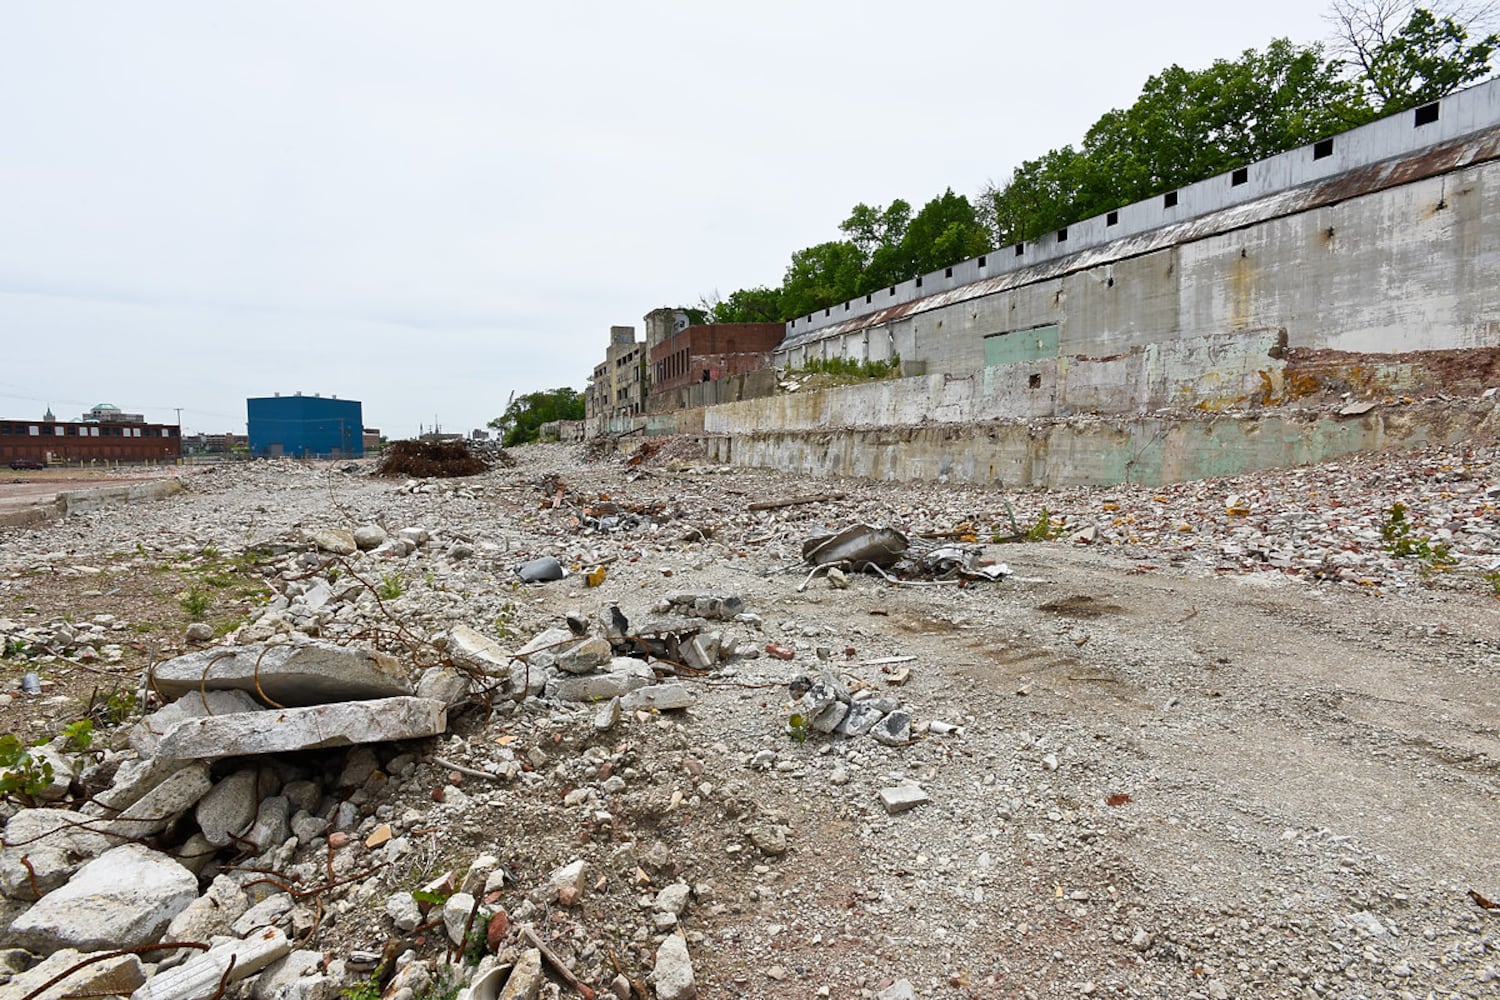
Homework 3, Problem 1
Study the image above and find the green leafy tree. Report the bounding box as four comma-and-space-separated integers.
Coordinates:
839, 200, 912, 263
706, 286, 785, 323
1329, 0, 1499, 110
780, 240, 865, 319
980, 38, 1363, 246
488, 388, 584, 447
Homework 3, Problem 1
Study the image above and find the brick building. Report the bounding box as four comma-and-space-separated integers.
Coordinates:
648, 323, 784, 411
0, 412, 181, 465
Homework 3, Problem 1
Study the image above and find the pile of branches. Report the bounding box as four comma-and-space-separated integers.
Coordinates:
375, 440, 489, 478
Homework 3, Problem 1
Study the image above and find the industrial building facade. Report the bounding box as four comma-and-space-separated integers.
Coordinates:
0, 416, 181, 465
247, 394, 363, 459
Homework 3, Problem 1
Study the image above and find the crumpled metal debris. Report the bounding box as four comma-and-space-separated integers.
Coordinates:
802, 524, 909, 568
905, 543, 1011, 582
517, 556, 565, 583
800, 524, 1009, 589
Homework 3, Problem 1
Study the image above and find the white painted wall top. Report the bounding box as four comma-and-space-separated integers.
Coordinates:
782, 76, 1500, 348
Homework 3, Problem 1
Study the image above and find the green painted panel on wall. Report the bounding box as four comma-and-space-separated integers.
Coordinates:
983, 325, 1058, 366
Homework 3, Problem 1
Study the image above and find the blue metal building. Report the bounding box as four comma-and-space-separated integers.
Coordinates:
247, 394, 363, 458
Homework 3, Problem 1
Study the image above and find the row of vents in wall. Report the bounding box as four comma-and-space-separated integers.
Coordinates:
808, 100, 1443, 321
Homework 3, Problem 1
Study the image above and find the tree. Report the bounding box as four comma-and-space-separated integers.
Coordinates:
488, 387, 584, 447
900, 189, 992, 277
704, 286, 785, 323
1327, 0, 1499, 111
979, 38, 1362, 246
779, 240, 865, 319
839, 200, 911, 263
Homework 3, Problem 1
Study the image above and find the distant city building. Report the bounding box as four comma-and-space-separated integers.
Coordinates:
246, 392, 363, 459
81, 403, 145, 424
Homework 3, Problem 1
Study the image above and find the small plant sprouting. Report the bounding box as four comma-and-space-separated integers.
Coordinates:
2, 638, 35, 660
0, 734, 54, 806
1025, 508, 1067, 542
787, 712, 810, 743
180, 586, 210, 621
340, 979, 381, 1000
1484, 570, 1500, 599
376, 572, 405, 601
1380, 503, 1456, 573
60, 720, 93, 754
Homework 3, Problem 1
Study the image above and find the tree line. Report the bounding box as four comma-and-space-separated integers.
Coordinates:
707, 0, 1497, 325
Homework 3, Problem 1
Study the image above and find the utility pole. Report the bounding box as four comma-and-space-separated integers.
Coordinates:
174, 407, 182, 428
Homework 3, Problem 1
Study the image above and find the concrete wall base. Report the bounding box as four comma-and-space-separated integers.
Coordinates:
704, 398, 1500, 488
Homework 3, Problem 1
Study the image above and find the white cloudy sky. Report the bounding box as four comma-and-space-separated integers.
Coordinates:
0, 1, 1335, 438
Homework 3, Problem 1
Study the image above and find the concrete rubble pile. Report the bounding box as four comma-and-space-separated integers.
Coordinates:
0, 559, 910, 999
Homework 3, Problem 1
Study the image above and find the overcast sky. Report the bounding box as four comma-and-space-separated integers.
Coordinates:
0, 1, 1336, 439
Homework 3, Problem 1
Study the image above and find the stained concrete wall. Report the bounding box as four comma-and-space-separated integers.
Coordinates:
784, 76, 1500, 342
706, 398, 1500, 488
780, 154, 1500, 383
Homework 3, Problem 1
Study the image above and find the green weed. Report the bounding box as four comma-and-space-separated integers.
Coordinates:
799, 353, 902, 382
376, 572, 405, 601
180, 586, 210, 621
0, 734, 54, 806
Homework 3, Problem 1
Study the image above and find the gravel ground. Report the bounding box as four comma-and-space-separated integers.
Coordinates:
1, 443, 1497, 1000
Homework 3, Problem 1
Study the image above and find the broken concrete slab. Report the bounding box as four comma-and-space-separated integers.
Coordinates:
5, 948, 146, 1000
130, 689, 264, 757
879, 785, 931, 815
7, 844, 198, 952
448, 624, 513, 676
98, 761, 212, 839
132, 926, 291, 1000
149, 642, 412, 706
153, 697, 447, 760
620, 683, 695, 712
195, 767, 262, 846
0, 809, 118, 901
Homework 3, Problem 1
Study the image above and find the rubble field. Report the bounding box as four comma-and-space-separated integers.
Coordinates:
0, 441, 1497, 1000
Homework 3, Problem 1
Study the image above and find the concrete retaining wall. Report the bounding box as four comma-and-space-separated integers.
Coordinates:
705, 398, 1499, 488
57, 478, 184, 516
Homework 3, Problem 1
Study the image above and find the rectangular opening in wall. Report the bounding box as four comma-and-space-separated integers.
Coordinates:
824, 308, 830, 316
865, 294, 872, 303
1028, 373, 1041, 389
944, 266, 952, 278
1106, 210, 1118, 226
1014, 243, 1024, 256
1414, 101, 1440, 126
915, 276, 923, 287
1231, 167, 1248, 186
1163, 191, 1178, 208
844, 302, 850, 311
1313, 138, 1334, 160
889, 286, 897, 296
1056, 227, 1067, 242
978, 255, 987, 268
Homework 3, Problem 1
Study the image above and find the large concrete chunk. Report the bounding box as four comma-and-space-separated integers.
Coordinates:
130, 690, 264, 757
6, 948, 146, 1000
149, 642, 412, 706
99, 762, 212, 839
154, 697, 447, 760
448, 624, 513, 675
132, 926, 291, 1000
0, 809, 117, 901
8, 844, 198, 952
